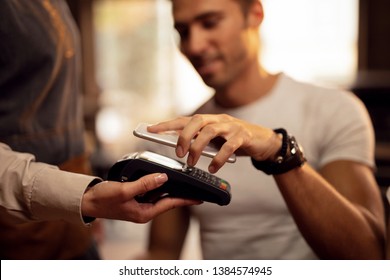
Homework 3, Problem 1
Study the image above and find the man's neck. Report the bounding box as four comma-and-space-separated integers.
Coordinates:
214, 65, 279, 109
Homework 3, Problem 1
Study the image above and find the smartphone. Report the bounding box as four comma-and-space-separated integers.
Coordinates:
107, 151, 231, 205
133, 123, 236, 163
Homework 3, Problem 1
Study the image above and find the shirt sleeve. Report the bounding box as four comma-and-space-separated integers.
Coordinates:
0, 142, 102, 226
316, 91, 376, 169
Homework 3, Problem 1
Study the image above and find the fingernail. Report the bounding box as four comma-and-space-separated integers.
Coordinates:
209, 165, 216, 173
176, 145, 184, 157
187, 154, 193, 166
155, 173, 168, 184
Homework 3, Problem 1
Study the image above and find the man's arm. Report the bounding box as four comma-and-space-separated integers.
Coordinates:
148, 114, 386, 259
142, 207, 191, 259
275, 160, 385, 259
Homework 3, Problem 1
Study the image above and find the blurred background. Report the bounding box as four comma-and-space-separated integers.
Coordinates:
66, 0, 390, 259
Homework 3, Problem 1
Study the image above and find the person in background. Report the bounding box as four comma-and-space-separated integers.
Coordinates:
142, 0, 386, 259
0, 0, 199, 259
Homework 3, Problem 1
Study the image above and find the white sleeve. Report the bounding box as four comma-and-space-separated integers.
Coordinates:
317, 91, 375, 169
0, 142, 100, 225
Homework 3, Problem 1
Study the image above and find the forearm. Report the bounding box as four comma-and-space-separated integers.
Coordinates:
148, 207, 190, 259
0, 143, 99, 225
274, 164, 386, 259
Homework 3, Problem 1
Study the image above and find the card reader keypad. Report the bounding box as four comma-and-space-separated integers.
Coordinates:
188, 167, 230, 191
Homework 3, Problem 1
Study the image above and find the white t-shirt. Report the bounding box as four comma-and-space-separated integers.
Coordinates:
187, 74, 375, 259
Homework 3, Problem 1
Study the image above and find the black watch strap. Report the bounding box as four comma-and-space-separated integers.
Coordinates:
251, 129, 306, 175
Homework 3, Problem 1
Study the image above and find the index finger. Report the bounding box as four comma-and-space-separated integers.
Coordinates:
177, 114, 224, 159
147, 117, 190, 133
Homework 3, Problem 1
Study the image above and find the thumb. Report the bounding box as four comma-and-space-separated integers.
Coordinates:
128, 173, 168, 197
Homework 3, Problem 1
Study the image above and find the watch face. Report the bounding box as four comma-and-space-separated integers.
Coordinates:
290, 136, 304, 154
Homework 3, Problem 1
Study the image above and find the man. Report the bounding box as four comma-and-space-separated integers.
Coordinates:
0, 0, 199, 259
143, 0, 386, 259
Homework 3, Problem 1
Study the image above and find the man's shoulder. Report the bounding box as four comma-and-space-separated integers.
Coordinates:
280, 74, 362, 106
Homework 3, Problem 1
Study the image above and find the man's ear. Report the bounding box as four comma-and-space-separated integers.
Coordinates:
247, 0, 264, 27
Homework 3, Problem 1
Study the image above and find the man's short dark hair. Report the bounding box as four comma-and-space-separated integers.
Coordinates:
169, 0, 258, 14
235, 0, 257, 16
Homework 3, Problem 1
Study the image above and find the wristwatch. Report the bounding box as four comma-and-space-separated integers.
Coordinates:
251, 128, 306, 175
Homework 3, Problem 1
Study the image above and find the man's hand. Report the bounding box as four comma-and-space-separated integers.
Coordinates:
148, 114, 281, 173
81, 173, 202, 223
